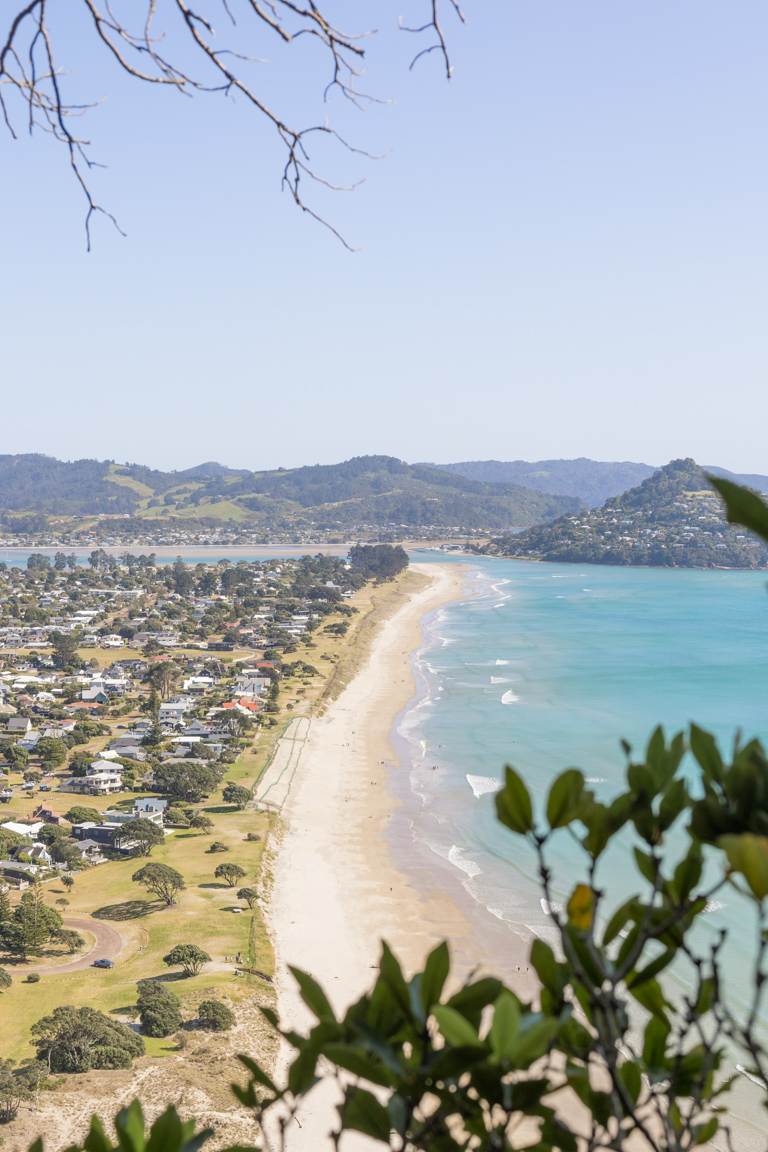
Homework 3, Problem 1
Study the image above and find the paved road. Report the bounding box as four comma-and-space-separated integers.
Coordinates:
26, 916, 123, 975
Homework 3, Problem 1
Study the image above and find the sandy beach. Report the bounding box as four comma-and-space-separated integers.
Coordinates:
263, 563, 473, 1147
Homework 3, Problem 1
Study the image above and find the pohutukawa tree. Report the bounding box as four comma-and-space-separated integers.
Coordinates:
132, 862, 185, 906
0, 1, 465, 248
163, 943, 211, 978
214, 862, 246, 888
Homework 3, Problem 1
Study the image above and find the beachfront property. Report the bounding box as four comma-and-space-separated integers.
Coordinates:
63, 759, 124, 796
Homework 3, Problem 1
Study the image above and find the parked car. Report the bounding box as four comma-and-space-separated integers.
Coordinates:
92, 958, 114, 969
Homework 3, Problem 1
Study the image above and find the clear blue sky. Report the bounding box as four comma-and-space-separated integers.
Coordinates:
1, 1, 767, 473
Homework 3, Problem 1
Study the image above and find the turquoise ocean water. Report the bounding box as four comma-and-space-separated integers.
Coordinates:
393, 556, 768, 1034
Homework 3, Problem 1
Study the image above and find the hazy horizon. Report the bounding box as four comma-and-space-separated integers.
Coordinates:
0, 448, 763, 478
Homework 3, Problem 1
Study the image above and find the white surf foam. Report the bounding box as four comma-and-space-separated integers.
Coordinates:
501, 690, 520, 705
448, 844, 483, 879
466, 773, 498, 798
490, 675, 511, 684
495, 659, 510, 666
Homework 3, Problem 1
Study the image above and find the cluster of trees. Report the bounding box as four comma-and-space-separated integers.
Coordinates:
0, 456, 137, 516
164, 806, 213, 832
152, 761, 226, 803
2, 720, 108, 776
0, 1060, 44, 1124
349, 544, 410, 581
136, 979, 233, 1038
31, 1007, 143, 1072
0, 886, 71, 959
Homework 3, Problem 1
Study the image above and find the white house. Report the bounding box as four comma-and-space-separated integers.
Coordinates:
158, 700, 192, 727
64, 759, 123, 796
1, 820, 44, 839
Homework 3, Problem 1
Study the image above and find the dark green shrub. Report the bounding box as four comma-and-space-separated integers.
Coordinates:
198, 999, 235, 1033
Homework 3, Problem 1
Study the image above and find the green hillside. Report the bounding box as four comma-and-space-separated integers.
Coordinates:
484, 458, 768, 568
0, 454, 579, 536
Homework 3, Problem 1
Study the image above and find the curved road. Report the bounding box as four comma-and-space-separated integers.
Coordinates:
27, 917, 123, 976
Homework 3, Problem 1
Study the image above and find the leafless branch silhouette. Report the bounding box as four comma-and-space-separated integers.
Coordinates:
0, 1, 465, 248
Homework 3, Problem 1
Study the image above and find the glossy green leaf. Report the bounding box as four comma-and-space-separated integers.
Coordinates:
340, 1087, 391, 1141
709, 475, 768, 544
489, 992, 521, 1061
530, 938, 559, 991
693, 1117, 719, 1144
642, 1015, 670, 1067
602, 895, 638, 946
628, 948, 675, 990
80, 1118, 113, 1152
288, 967, 336, 1022
433, 1005, 482, 1047
546, 769, 585, 829
496, 766, 534, 834
115, 1102, 146, 1152
287, 1044, 319, 1095
633, 978, 669, 1023
618, 1061, 642, 1105
689, 724, 724, 781
323, 1044, 396, 1088
511, 1015, 560, 1067
420, 940, 450, 1012
633, 847, 659, 885
446, 977, 504, 1029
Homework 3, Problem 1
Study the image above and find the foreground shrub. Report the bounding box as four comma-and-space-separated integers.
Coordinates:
198, 999, 235, 1033
31, 1006, 143, 1073
0, 1060, 43, 1124
137, 980, 182, 1038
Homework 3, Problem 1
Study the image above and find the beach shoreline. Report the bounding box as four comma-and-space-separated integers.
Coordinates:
267, 562, 493, 1148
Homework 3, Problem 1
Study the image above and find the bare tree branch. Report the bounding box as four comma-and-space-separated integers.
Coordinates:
0, 1, 465, 247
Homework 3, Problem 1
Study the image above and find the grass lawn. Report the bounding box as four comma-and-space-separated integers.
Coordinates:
0, 792, 273, 1061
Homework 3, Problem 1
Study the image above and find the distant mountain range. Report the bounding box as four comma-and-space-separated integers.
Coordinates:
433, 458, 768, 508
483, 458, 768, 569
0, 454, 578, 534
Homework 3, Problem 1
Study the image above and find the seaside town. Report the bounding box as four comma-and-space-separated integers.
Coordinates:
0, 543, 408, 1137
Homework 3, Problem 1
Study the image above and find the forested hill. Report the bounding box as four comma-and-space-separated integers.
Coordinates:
483, 458, 768, 568
435, 458, 768, 508
0, 456, 246, 515
0, 454, 578, 535
433, 458, 655, 506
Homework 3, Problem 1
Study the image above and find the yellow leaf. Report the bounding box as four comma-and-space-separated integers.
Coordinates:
719, 834, 768, 900
567, 883, 595, 931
